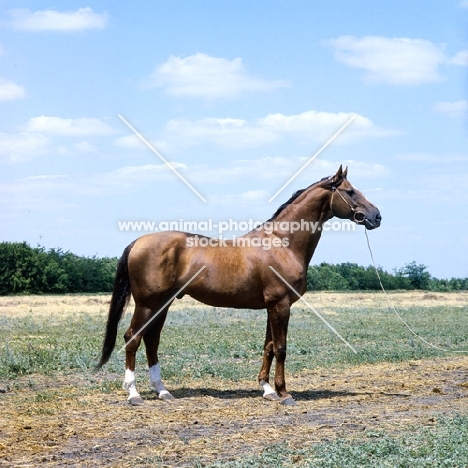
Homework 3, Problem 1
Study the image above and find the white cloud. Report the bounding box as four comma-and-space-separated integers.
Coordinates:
337, 160, 387, 178
433, 100, 468, 118
240, 190, 270, 202
114, 134, 142, 149
396, 152, 468, 162
258, 110, 395, 141
207, 188, 272, 208
186, 156, 386, 187
164, 117, 277, 148
28, 174, 67, 180
73, 141, 97, 153
8, 7, 107, 32
100, 163, 188, 190
25, 116, 115, 136
160, 110, 397, 150
0, 77, 26, 102
326, 35, 445, 85
0, 132, 50, 162
0, 117, 112, 163
449, 50, 468, 66
189, 157, 295, 184
113, 133, 175, 156
143, 53, 289, 99
107, 163, 187, 179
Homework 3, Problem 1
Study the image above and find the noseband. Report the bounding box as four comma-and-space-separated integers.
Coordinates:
330, 186, 366, 224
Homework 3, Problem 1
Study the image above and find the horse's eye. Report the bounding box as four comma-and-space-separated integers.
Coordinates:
346, 189, 355, 197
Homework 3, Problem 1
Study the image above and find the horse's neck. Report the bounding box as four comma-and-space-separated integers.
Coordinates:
273, 188, 331, 266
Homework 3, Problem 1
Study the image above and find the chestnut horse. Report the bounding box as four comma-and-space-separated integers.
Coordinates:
97, 166, 381, 406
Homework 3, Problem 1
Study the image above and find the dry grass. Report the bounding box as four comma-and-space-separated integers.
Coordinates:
1, 357, 468, 467
0, 294, 110, 319
2, 290, 467, 318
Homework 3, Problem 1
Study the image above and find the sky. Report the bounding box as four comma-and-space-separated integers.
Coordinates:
1, 1, 467, 278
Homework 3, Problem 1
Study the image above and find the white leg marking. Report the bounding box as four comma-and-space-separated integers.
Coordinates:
149, 363, 171, 399
260, 380, 277, 398
123, 369, 141, 400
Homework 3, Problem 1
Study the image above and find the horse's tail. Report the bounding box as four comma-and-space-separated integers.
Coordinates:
96, 242, 134, 369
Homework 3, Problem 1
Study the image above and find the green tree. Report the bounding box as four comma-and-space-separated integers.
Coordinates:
307, 263, 350, 290
399, 261, 431, 290
0, 242, 118, 295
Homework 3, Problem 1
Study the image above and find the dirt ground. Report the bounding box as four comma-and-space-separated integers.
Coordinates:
1, 356, 467, 467
1, 292, 467, 467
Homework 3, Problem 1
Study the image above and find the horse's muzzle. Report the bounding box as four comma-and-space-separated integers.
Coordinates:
363, 211, 381, 230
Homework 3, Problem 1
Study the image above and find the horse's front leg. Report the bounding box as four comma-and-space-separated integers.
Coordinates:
268, 300, 296, 406
258, 320, 280, 401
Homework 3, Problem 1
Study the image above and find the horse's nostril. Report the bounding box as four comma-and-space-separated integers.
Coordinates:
375, 213, 382, 222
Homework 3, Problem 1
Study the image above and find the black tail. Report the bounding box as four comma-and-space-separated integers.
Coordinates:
96, 242, 134, 369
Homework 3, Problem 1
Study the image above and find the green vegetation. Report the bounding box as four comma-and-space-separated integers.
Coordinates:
307, 261, 468, 292
0, 311, 103, 378
0, 241, 466, 295
0, 242, 117, 294
1, 300, 467, 381
200, 415, 468, 467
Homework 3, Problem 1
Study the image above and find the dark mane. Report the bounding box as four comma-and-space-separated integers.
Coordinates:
266, 176, 330, 222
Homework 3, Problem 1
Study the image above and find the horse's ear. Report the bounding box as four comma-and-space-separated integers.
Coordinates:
324, 165, 347, 189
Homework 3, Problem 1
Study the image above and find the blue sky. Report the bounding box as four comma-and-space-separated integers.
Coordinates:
1, 1, 467, 278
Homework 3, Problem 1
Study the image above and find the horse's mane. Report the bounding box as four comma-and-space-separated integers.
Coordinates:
266, 176, 330, 222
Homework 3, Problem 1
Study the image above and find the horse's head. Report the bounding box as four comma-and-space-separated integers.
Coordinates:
322, 165, 382, 230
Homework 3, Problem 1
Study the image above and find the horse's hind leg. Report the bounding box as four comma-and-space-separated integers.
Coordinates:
143, 304, 174, 401
122, 304, 153, 406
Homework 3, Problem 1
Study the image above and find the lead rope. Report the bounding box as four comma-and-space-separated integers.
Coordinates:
365, 229, 467, 354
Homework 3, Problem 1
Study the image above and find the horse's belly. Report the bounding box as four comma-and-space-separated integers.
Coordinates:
185, 286, 266, 310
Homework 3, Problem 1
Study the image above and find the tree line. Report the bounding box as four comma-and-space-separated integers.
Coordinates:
0, 242, 117, 295
307, 261, 467, 292
0, 242, 466, 295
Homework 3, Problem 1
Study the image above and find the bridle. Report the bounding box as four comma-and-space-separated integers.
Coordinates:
330, 186, 366, 224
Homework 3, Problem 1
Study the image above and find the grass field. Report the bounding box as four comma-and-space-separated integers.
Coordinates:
0, 291, 467, 466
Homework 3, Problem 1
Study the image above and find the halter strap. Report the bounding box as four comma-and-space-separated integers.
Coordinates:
330, 187, 365, 224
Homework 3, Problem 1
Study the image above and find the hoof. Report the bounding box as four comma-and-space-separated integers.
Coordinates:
280, 397, 296, 406
159, 392, 175, 401
263, 392, 281, 401
128, 396, 145, 406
